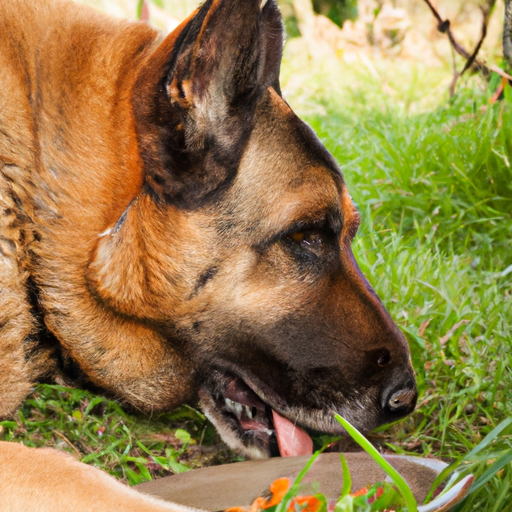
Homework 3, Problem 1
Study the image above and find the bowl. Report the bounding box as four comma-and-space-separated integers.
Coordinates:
136, 452, 473, 511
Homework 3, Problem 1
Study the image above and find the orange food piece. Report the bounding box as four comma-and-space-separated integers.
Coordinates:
243, 477, 322, 512
251, 497, 268, 512
267, 478, 291, 507
351, 486, 369, 497
240, 477, 291, 512
289, 495, 322, 512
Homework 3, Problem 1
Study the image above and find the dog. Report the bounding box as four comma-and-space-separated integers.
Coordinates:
0, 0, 417, 508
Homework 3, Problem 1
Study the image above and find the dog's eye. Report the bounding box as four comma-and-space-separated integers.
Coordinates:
288, 231, 324, 255
377, 349, 391, 367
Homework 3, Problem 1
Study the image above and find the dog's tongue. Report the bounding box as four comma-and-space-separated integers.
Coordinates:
272, 410, 313, 457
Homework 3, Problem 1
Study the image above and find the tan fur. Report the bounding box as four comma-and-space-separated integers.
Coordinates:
0, 252, 37, 417
0, 176, 57, 417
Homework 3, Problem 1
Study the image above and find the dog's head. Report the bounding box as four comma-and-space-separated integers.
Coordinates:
90, 0, 416, 458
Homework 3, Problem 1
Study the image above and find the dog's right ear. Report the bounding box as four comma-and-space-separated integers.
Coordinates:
132, 0, 284, 208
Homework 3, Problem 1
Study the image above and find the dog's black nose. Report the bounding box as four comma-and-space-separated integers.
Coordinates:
381, 381, 418, 417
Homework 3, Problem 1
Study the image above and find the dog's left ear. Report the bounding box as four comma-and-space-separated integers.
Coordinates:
133, 0, 284, 208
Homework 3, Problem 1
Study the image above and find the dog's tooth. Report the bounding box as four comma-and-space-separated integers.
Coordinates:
225, 398, 244, 418
234, 402, 244, 418
242, 404, 253, 419
225, 398, 236, 413
260, 0, 269, 9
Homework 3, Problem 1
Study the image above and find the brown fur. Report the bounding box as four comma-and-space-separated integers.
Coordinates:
0, 0, 416, 476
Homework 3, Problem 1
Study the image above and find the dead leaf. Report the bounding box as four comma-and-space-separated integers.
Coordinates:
439, 319, 470, 345
418, 319, 432, 338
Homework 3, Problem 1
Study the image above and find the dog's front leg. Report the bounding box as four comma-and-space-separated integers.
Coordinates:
0, 441, 201, 512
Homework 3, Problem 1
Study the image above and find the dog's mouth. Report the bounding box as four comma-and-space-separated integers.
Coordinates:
199, 372, 314, 458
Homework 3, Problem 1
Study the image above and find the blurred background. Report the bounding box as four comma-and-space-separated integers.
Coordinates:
75, 0, 505, 68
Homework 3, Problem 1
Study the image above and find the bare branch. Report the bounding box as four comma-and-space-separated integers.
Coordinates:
504, 0, 512, 70
421, 0, 492, 78
460, 1, 496, 76
488, 64, 512, 81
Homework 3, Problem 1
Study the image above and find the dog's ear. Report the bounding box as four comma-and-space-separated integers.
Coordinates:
133, 0, 283, 208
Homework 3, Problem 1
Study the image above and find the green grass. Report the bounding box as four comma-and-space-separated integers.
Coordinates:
2, 11, 512, 511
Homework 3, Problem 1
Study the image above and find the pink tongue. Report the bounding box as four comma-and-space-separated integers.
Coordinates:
272, 410, 313, 457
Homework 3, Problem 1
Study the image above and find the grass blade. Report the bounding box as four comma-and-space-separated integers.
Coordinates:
466, 448, 512, 495
460, 418, 512, 462
275, 451, 321, 512
334, 414, 418, 512
339, 454, 352, 498
424, 417, 512, 502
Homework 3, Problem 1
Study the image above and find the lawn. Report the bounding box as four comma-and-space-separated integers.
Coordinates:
1, 1, 512, 511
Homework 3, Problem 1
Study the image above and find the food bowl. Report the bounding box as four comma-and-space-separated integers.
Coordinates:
136, 452, 473, 511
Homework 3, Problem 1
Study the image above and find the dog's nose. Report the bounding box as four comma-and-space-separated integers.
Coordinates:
381, 381, 417, 417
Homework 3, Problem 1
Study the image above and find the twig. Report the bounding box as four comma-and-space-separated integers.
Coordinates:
488, 64, 512, 81
52, 429, 82, 457
490, 77, 507, 103
447, 1, 495, 94
421, 0, 493, 78
504, 0, 512, 70
422, 0, 470, 59
460, 1, 495, 76
488, 0, 512, 102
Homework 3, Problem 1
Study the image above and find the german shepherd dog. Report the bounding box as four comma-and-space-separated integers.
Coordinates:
0, 0, 417, 508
